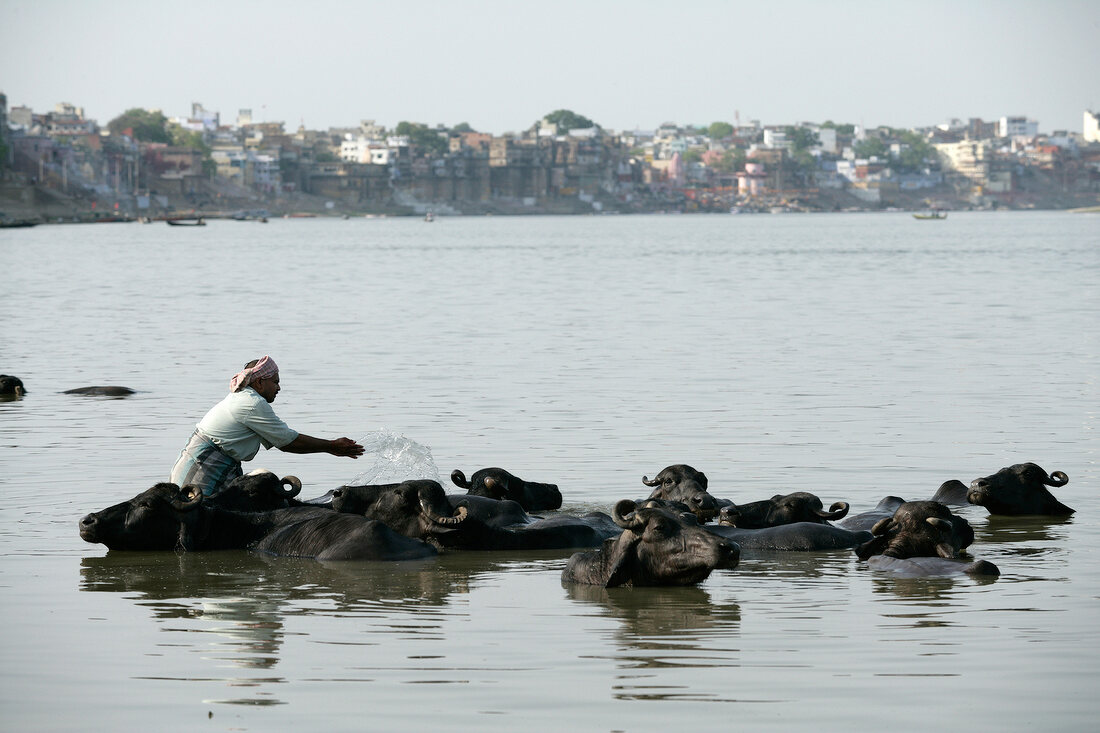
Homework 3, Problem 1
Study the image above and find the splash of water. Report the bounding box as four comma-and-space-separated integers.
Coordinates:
344, 428, 443, 486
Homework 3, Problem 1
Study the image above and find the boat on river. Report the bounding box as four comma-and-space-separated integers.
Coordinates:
913, 210, 947, 220
166, 217, 206, 226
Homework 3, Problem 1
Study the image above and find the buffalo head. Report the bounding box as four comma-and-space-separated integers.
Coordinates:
561, 499, 739, 587
855, 501, 974, 561
79, 482, 203, 551
211, 469, 302, 512
0, 375, 26, 399
968, 462, 1073, 516
450, 467, 563, 511
718, 491, 849, 529
331, 479, 468, 541
641, 464, 720, 521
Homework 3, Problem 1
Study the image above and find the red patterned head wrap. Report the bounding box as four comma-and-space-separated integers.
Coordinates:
230, 355, 279, 393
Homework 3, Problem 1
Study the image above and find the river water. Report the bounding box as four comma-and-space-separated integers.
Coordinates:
1, 211, 1097, 731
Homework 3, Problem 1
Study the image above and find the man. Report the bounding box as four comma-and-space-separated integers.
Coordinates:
170, 356, 365, 496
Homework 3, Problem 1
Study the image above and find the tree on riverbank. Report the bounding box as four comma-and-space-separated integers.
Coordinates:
542, 109, 596, 133
395, 121, 448, 156
107, 108, 171, 143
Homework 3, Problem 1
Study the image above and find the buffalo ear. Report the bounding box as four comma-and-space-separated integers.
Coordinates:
604, 533, 640, 588
855, 536, 887, 561
697, 472, 709, 489
935, 543, 958, 559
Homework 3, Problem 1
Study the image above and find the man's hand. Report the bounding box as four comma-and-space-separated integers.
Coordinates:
329, 437, 365, 459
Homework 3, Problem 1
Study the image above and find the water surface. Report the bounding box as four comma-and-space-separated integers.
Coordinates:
1, 212, 1097, 731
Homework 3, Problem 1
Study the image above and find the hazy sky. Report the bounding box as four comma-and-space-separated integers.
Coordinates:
2, 0, 1098, 135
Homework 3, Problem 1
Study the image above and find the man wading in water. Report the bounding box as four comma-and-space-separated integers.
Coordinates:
170, 356, 365, 496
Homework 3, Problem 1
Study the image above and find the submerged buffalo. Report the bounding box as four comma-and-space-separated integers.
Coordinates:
445, 494, 535, 528
62, 386, 136, 397
641, 464, 722, 521
451, 467, 563, 511
705, 520, 870, 551
561, 499, 739, 587
331, 479, 617, 551
854, 501, 998, 577
865, 555, 1000, 577
330, 480, 470, 543
835, 480, 971, 533
855, 501, 975, 561
968, 462, 1073, 515
719, 491, 850, 529
308, 484, 537, 529
0, 375, 26, 397
835, 496, 906, 532
79, 482, 436, 561
929, 480, 970, 506
208, 469, 305, 512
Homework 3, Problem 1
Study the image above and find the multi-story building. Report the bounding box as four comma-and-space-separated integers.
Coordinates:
998, 116, 1038, 139
762, 128, 790, 150
339, 137, 396, 165
934, 139, 991, 183
1084, 111, 1100, 143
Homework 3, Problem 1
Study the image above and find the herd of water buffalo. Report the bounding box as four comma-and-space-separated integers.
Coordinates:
2, 375, 1074, 586
77, 460, 1074, 586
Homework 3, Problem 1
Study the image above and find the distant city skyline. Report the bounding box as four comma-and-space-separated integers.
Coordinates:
3, 0, 1098, 135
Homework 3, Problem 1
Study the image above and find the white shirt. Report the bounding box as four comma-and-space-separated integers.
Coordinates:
195, 388, 299, 461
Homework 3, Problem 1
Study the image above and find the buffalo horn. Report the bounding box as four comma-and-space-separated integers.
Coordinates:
1045, 470, 1069, 487
612, 499, 645, 529
450, 469, 470, 488
814, 501, 850, 521
870, 517, 895, 536
926, 517, 952, 531
172, 484, 204, 511
279, 475, 303, 498
641, 475, 661, 487
419, 495, 468, 526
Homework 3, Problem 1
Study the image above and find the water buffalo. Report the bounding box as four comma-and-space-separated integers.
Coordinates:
0, 375, 26, 398
208, 469, 305, 512
450, 467, 563, 511
446, 494, 535, 528
561, 499, 740, 587
641, 464, 722, 521
865, 555, 1000, 577
331, 479, 617, 551
78, 482, 437, 560
330, 480, 470, 543
62, 386, 136, 396
718, 491, 850, 529
835, 480, 969, 533
835, 496, 906, 532
854, 501, 975, 561
968, 462, 1073, 515
704, 520, 871, 551
310, 483, 536, 529
929, 480, 970, 506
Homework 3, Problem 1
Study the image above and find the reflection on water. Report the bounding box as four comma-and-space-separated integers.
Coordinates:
566, 581, 741, 646
870, 572, 998, 606
566, 581, 743, 701
978, 514, 1074, 545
